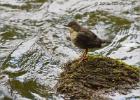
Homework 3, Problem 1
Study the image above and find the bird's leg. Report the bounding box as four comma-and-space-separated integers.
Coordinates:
83, 48, 88, 60
80, 49, 88, 61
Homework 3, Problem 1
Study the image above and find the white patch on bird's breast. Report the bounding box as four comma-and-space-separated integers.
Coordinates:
68, 28, 78, 42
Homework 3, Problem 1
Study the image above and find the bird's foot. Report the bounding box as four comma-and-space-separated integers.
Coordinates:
78, 56, 88, 63
82, 56, 88, 61
78, 49, 88, 63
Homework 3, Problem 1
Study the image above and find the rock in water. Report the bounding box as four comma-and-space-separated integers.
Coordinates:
57, 55, 140, 100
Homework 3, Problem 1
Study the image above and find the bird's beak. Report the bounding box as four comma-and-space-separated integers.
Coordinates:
64, 25, 69, 29
64, 24, 68, 27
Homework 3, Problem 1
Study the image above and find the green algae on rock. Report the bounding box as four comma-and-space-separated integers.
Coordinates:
75, 10, 132, 27
57, 55, 140, 100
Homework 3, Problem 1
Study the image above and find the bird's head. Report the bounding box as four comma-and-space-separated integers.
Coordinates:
65, 21, 81, 32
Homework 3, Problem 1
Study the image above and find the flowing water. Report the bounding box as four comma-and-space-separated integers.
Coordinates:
0, 0, 140, 99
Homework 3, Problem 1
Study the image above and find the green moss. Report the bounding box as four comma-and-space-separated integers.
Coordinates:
4, 71, 27, 78
57, 55, 140, 99
134, 6, 140, 12
74, 13, 83, 19
1, 29, 17, 40
33, 0, 48, 3
0, 26, 26, 43
0, 3, 32, 10
9, 79, 48, 99
74, 10, 131, 28
0, 0, 47, 11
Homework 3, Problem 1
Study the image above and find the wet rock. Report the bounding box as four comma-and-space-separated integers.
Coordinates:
57, 55, 140, 100
0, 86, 12, 100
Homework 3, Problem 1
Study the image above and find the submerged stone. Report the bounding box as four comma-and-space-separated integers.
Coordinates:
57, 55, 140, 100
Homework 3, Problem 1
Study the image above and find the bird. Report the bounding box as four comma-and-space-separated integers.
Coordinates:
65, 21, 105, 61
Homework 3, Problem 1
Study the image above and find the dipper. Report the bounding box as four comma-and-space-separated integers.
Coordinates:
65, 21, 104, 61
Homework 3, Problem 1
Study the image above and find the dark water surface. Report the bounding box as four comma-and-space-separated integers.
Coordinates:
0, 0, 140, 99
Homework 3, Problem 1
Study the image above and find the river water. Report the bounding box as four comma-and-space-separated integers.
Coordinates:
0, 0, 140, 100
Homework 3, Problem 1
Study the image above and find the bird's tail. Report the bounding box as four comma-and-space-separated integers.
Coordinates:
101, 39, 112, 47
101, 39, 111, 44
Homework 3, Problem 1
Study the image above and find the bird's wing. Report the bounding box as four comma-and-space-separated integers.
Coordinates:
77, 32, 90, 41
79, 29, 98, 41
78, 30, 102, 47
80, 28, 97, 38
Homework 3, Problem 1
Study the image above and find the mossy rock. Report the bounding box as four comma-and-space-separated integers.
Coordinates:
74, 10, 131, 28
57, 55, 140, 100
